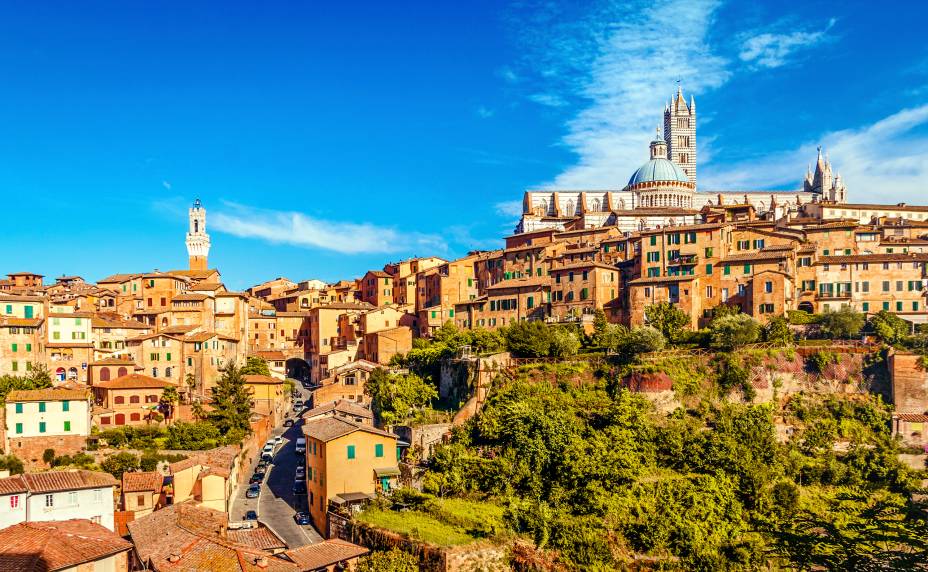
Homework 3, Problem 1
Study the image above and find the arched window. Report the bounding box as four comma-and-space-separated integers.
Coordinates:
130, 413, 141, 422
592, 198, 601, 211
194, 220, 199, 233
117, 367, 128, 377
114, 396, 125, 405
130, 395, 140, 404
99, 368, 110, 382
147, 395, 158, 403
565, 200, 574, 215
115, 414, 125, 426
538, 199, 548, 216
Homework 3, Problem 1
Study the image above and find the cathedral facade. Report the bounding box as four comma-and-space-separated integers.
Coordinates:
516, 87, 846, 234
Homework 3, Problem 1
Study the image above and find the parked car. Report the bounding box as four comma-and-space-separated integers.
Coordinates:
261, 452, 273, 463
294, 512, 311, 525
283, 418, 294, 427
273, 435, 283, 445
245, 484, 261, 499
256, 460, 269, 471
293, 400, 304, 409
249, 472, 265, 485
295, 456, 305, 467
295, 466, 305, 479
292, 481, 306, 495
295, 437, 306, 454
244, 510, 258, 521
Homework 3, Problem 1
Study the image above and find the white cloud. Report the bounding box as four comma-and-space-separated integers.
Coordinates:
494, 200, 523, 218
514, 0, 730, 189
211, 203, 446, 255
476, 106, 495, 119
702, 104, 928, 203
162, 180, 172, 190
739, 18, 836, 69
528, 93, 568, 107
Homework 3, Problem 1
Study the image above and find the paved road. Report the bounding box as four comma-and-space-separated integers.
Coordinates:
230, 382, 322, 547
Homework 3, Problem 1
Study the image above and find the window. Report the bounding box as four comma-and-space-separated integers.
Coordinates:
11, 343, 16, 353
882, 281, 890, 292
743, 264, 751, 274
862, 302, 870, 312
375, 443, 384, 458
39, 422, 46, 433
347, 445, 356, 460
93, 489, 104, 503
14, 423, 22, 434
38, 402, 45, 413
64, 421, 71, 432
45, 494, 54, 508
9, 495, 18, 509
764, 281, 773, 294
724, 265, 730, 276
705, 247, 713, 258
67, 492, 78, 506
650, 236, 657, 246
137, 494, 146, 507
883, 302, 890, 311
14, 403, 22, 414
62, 401, 69, 412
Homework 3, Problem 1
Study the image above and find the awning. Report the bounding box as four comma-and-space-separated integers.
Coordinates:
374, 467, 401, 477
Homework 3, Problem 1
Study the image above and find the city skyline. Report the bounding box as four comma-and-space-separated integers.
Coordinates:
3, 1, 927, 288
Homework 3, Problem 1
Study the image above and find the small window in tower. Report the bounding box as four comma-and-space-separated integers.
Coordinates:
194, 220, 198, 233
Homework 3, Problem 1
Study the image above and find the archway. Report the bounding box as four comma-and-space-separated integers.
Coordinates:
55, 367, 66, 382
67, 367, 78, 380
117, 367, 128, 377
286, 357, 311, 382
798, 301, 814, 313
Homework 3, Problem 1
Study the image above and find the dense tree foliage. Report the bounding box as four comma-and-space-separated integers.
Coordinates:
419, 362, 925, 568
165, 421, 223, 450
868, 310, 911, 345
644, 302, 690, 343
763, 315, 793, 345
710, 314, 761, 350
241, 356, 272, 377
365, 368, 438, 425
207, 362, 253, 442
0, 365, 52, 404
101, 452, 140, 479
355, 548, 419, 572
819, 307, 865, 339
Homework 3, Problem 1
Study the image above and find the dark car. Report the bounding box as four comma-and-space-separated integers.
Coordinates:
283, 418, 294, 427
244, 510, 258, 521
292, 481, 306, 495
245, 484, 261, 499
256, 460, 269, 471
295, 456, 305, 467
249, 472, 265, 485
294, 512, 311, 525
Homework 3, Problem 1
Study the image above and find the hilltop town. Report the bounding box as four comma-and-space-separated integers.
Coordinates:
0, 90, 926, 570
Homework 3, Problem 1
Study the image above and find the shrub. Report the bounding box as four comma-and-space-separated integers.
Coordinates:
42, 449, 55, 465
549, 328, 581, 358
868, 311, 910, 345
644, 302, 690, 344
819, 307, 865, 339
808, 351, 838, 374
787, 310, 820, 325
710, 314, 760, 350
764, 316, 793, 346
101, 452, 140, 479
503, 321, 553, 358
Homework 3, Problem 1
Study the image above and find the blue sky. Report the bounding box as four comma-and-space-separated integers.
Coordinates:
3, 1, 927, 290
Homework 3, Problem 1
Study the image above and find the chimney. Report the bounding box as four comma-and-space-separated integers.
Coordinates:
255, 556, 269, 569
167, 554, 181, 563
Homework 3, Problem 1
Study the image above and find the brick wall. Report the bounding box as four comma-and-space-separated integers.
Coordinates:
8, 434, 88, 468
890, 350, 928, 413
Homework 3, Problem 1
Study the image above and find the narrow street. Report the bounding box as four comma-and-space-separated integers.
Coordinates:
230, 382, 322, 548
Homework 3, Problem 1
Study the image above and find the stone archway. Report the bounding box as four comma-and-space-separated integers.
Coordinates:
286, 357, 311, 382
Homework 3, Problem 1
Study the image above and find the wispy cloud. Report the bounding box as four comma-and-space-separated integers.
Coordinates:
475, 106, 495, 119
494, 200, 523, 218
211, 203, 446, 255
528, 93, 568, 107
739, 18, 836, 69
161, 180, 172, 190
509, 0, 730, 189
702, 104, 928, 203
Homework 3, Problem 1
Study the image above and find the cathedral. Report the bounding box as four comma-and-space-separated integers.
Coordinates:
516, 87, 847, 234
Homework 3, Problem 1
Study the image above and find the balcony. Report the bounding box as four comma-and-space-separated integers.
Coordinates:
816, 291, 852, 300
667, 253, 699, 266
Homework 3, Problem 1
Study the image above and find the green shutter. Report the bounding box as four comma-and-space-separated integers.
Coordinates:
15, 423, 22, 434
64, 421, 71, 432
14, 403, 22, 414
62, 401, 70, 412
38, 402, 45, 413
705, 264, 713, 275
39, 422, 46, 433
347, 445, 356, 459
375, 444, 384, 458
24, 306, 33, 319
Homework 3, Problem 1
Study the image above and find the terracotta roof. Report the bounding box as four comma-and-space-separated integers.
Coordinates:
283, 539, 369, 569
318, 302, 374, 311
91, 315, 149, 329
172, 293, 209, 302
243, 374, 282, 385
161, 325, 198, 335
303, 399, 374, 420
89, 357, 139, 366
627, 275, 698, 285
302, 416, 396, 442
17, 470, 116, 493
0, 317, 42, 328
168, 445, 240, 477
44, 342, 94, 348
329, 359, 379, 375
122, 471, 163, 493
0, 476, 28, 495
189, 282, 225, 291
6, 388, 90, 402
721, 251, 790, 264
94, 374, 169, 390
0, 519, 132, 572
551, 261, 619, 272
252, 350, 286, 361
96, 273, 141, 283
895, 413, 928, 422
817, 253, 928, 265
183, 331, 219, 342
832, 202, 928, 213
225, 527, 287, 551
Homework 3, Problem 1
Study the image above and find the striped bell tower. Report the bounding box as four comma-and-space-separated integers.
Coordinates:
186, 199, 210, 272
663, 86, 696, 186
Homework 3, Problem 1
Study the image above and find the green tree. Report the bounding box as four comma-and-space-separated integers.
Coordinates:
365, 369, 437, 425
819, 306, 865, 339
0, 365, 53, 404
42, 449, 55, 465
159, 386, 179, 421
503, 320, 553, 357
549, 328, 581, 358
101, 452, 140, 479
710, 313, 760, 350
591, 309, 609, 348
644, 302, 690, 344
868, 310, 910, 345
0, 455, 24, 475
355, 548, 419, 572
604, 325, 665, 361
165, 421, 222, 450
208, 362, 253, 442
241, 356, 272, 376
764, 315, 793, 346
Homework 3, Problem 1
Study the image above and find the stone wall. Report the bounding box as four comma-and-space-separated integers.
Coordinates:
394, 423, 450, 462
439, 352, 510, 405
8, 434, 88, 468
889, 350, 928, 413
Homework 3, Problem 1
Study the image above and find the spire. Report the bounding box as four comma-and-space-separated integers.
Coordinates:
689, 94, 695, 111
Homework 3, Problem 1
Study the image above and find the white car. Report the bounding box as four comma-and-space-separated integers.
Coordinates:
273, 435, 283, 445
295, 466, 305, 479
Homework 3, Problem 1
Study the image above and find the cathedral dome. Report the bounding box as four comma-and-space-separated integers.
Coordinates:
627, 158, 690, 186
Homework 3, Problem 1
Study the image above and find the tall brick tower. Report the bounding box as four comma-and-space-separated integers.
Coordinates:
663, 86, 696, 186
186, 199, 210, 272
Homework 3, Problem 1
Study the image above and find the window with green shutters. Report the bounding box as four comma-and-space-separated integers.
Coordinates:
15, 423, 22, 434
53, 332, 61, 340
166, 353, 171, 361
75, 317, 81, 325
24, 306, 32, 319
39, 422, 46, 433
347, 445, 355, 459
11, 362, 17, 372
64, 421, 71, 432
467, 278, 473, 287
4, 305, 11, 315
38, 402, 45, 413
883, 302, 890, 311
14, 403, 22, 414
62, 401, 69, 412
862, 302, 869, 312
527, 296, 534, 309
430, 311, 437, 319
375, 443, 384, 458
743, 264, 751, 274
11, 344, 16, 352
25, 344, 31, 352
705, 247, 713, 257
914, 302, 920, 311
650, 236, 656, 246
706, 264, 713, 275
187, 357, 193, 366
448, 309, 454, 318
897, 301, 903, 311
149, 279, 155, 287
724, 265, 730, 275
580, 288, 588, 300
